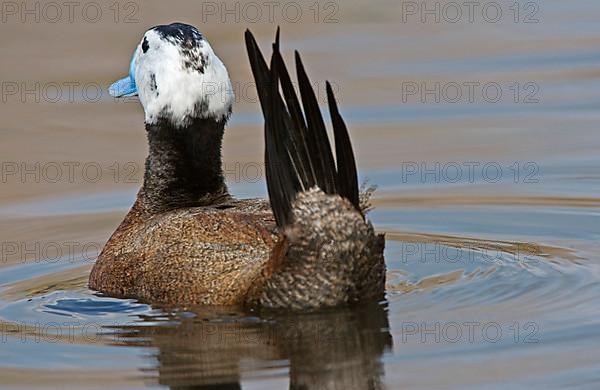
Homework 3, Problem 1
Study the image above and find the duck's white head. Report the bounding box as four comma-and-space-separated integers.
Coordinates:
109, 23, 234, 128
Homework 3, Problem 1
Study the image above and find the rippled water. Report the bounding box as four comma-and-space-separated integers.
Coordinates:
1, 0, 599, 388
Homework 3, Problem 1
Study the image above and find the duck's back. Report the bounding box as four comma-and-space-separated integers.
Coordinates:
89, 199, 280, 305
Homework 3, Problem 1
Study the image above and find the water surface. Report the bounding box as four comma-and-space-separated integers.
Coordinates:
1, 1, 599, 388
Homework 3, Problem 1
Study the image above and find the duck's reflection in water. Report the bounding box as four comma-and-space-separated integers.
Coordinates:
116, 303, 392, 390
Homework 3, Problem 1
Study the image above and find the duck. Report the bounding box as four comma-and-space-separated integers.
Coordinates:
89, 23, 386, 309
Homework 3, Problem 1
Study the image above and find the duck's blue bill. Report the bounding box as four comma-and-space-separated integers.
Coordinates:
109, 76, 138, 97
109, 50, 138, 98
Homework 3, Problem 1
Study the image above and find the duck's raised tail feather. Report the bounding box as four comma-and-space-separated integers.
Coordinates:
244, 28, 360, 228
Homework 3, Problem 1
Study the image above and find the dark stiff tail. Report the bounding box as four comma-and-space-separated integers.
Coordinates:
245, 28, 360, 228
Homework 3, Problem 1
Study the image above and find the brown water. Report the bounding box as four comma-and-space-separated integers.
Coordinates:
1, 0, 600, 388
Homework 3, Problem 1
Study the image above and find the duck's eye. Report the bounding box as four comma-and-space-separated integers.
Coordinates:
142, 37, 149, 53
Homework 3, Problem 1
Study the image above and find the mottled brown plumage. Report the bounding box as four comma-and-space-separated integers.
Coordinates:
90, 189, 385, 308
91, 197, 278, 305
247, 188, 385, 309
89, 25, 386, 309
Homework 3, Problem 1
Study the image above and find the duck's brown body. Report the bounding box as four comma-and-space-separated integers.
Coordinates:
90, 190, 385, 308
90, 197, 278, 306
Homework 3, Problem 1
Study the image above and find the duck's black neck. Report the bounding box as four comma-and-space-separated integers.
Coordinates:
137, 118, 229, 215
